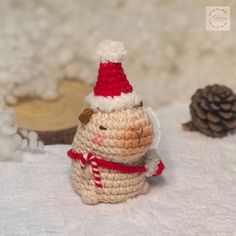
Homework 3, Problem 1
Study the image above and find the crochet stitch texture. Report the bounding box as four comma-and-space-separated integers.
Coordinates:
68, 40, 164, 204
71, 108, 153, 204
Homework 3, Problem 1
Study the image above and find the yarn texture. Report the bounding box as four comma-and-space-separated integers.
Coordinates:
96, 40, 126, 63
68, 41, 164, 204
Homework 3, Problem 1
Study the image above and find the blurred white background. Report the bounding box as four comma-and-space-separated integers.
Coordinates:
0, 0, 235, 109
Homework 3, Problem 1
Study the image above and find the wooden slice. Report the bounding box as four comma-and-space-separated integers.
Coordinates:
10, 80, 91, 144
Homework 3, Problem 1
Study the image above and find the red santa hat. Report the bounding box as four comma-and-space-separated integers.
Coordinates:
86, 40, 141, 112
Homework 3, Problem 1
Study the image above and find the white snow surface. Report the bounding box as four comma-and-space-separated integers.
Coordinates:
0, 103, 236, 236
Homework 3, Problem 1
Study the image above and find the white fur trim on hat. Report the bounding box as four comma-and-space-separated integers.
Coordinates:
85, 92, 141, 112
97, 40, 127, 63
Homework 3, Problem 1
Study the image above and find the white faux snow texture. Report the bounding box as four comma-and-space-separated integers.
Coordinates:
0, 103, 235, 235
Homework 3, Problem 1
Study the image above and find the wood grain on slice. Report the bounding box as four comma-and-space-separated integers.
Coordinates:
10, 80, 91, 144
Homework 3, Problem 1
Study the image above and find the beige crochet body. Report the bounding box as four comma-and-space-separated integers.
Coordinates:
71, 107, 153, 204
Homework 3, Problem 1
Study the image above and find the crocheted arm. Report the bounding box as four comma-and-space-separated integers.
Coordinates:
144, 149, 165, 177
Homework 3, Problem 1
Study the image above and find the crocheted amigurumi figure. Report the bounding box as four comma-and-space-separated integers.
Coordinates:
67, 40, 164, 204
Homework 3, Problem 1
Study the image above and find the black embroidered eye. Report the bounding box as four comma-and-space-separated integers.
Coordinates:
99, 125, 107, 130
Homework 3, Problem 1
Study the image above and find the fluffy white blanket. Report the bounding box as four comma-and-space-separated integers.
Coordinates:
0, 103, 235, 235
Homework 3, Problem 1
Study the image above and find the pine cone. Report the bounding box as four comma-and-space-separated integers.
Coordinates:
183, 84, 236, 138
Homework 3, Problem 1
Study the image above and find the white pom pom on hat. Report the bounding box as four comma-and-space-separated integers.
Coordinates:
96, 40, 127, 63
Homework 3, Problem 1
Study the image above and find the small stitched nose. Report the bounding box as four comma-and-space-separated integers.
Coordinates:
130, 127, 143, 138
134, 127, 143, 143
137, 127, 143, 138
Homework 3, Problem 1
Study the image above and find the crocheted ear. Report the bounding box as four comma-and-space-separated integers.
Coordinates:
78, 108, 94, 125
134, 101, 143, 108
